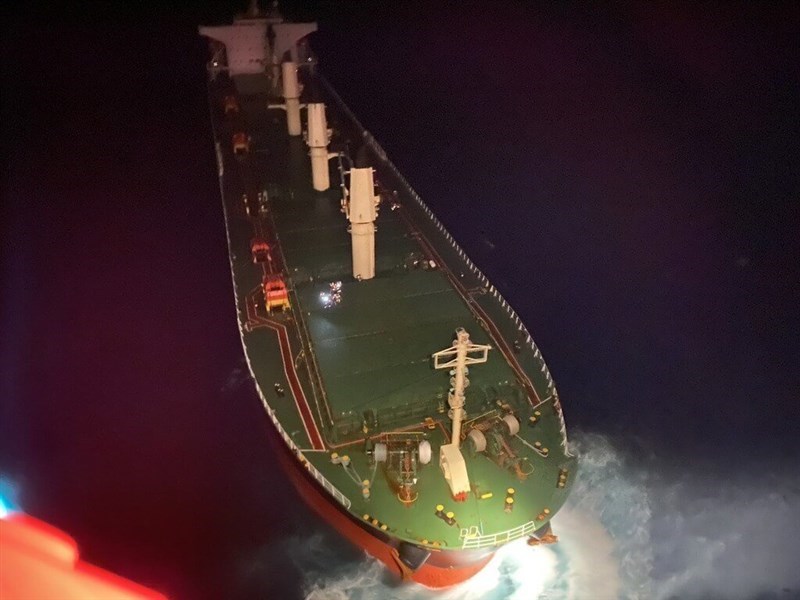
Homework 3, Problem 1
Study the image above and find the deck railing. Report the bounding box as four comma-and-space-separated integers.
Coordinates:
215, 145, 352, 512
461, 520, 539, 549
263, 407, 352, 509
260, 402, 352, 510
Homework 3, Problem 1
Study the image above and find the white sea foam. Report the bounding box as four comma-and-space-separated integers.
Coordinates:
295, 432, 800, 599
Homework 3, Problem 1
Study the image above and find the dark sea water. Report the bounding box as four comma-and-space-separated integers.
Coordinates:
2, 2, 799, 599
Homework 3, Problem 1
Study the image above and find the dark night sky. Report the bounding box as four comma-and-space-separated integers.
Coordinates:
2, 1, 799, 598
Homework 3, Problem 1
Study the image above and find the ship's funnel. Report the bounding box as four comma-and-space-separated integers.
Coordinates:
306, 102, 332, 191
347, 167, 379, 280
282, 61, 302, 136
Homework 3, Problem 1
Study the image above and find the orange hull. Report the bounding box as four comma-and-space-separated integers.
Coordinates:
271, 431, 494, 588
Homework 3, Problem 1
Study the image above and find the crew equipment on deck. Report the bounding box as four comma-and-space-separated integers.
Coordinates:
232, 132, 250, 155
263, 274, 290, 312
223, 94, 239, 116
250, 238, 271, 264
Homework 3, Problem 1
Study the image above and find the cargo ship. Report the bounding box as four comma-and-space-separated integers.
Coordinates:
199, 2, 576, 588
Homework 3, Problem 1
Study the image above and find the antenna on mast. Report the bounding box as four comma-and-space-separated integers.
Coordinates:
432, 328, 491, 500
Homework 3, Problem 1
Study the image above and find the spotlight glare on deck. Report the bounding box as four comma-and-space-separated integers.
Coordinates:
319, 281, 343, 308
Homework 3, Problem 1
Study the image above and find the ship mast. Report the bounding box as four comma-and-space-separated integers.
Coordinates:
432, 328, 490, 500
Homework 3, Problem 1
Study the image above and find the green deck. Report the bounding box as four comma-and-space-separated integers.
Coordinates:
209, 67, 577, 552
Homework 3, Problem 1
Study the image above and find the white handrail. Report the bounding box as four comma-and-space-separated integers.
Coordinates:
213, 135, 352, 511
256, 375, 352, 511
461, 520, 538, 549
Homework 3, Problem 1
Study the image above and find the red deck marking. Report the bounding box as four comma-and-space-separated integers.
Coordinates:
245, 289, 326, 450
242, 290, 325, 450
262, 318, 326, 450
232, 140, 325, 450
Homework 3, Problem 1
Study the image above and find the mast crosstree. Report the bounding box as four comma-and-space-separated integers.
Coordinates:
432, 328, 490, 500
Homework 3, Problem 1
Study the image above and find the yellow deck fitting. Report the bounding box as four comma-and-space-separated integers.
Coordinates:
557, 468, 569, 488
479, 492, 493, 500
367, 516, 388, 530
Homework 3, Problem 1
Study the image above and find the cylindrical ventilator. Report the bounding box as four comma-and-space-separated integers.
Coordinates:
347, 167, 378, 280
306, 102, 331, 191
281, 61, 301, 136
